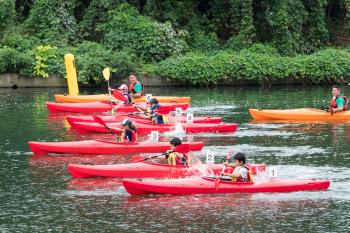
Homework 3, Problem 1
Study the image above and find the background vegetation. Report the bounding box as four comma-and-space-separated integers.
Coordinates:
1, 0, 350, 85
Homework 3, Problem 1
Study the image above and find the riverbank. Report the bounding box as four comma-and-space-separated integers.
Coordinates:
1, 73, 347, 88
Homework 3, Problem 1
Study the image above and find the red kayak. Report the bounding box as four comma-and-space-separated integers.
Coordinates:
123, 177, 330, 195
71, 121, 238, 134
66, 115, 222, 126
46, 101, 189, 113
28, 140, 204, 155
68, 162, 266, 178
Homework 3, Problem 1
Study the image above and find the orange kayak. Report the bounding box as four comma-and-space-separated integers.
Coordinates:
54, 94, 190, 103
249, 108, 350, 121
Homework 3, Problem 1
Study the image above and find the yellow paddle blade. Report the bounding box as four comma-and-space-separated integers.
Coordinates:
102, 67, 111, 81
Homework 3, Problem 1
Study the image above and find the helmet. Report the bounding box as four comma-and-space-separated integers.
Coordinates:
149, 98, 158, 104
121, 119, 132, 127
233, 152, 246, 164
118, 84, 128, 92
170, 137, 182, 147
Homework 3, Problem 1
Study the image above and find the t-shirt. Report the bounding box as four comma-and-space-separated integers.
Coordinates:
133, 83, 143, 93
336, 97, 346, 108
233, 166, 248, 181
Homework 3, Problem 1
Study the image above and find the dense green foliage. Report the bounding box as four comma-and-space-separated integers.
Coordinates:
0, 0, 15, 38
100, 4, 186, 62
1, 0, 350, 85
152, 47, 350, 85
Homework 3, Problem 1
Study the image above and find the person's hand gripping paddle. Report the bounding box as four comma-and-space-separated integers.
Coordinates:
215, 153, 231, 191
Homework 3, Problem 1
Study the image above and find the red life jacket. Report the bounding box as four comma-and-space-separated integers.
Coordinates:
129, 82, 145, 95
123, 129, 137, 142
175, 153, 188, 166
329, 96, 348, 111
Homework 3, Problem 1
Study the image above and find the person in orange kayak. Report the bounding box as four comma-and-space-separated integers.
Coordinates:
116, 84, 132, 105
120, 119, 137, 142
166, 137, 193, 166
220, 152, 252, 182
329, 85, 348, 113
129, 74, 144, 98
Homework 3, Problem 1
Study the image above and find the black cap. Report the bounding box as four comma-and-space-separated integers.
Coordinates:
233, 152, 246, 164
121, 119, 133, 126
149, 98, 158, 104
170, 137, 182, 147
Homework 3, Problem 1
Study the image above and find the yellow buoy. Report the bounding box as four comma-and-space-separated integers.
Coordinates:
64, 53, 79, 96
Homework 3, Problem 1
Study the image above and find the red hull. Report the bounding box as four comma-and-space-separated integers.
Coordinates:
65, 115, 222, 126
68, 162, 266, 178
71, 121, 238, 134
46, 101, 189, 113
28, 140, 204, 155
123, 177, 331, 195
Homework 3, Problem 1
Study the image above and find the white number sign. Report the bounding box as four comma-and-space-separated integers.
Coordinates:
146, 94, 152, 103
175, 108, 182, 117
269, 168, 278, 178
206, 152, 215, 164
186, 113, 194, 123
150, 131, 159, 142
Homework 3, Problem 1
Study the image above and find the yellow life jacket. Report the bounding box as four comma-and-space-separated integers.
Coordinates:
167, 152, 177, 165
162, 115, 169, 124
230, 166, 253, 182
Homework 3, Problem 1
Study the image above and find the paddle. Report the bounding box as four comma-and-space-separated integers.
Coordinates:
102, 67, 117, 114
132, 153, 168, 163
133, 143, 191, 163
215, 153, 231, 191
93, 115, 122, 139
112, 89, 127, 102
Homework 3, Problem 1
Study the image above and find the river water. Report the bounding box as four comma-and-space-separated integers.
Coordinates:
0, 86, 349, 232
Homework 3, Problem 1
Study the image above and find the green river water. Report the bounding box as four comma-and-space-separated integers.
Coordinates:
0, 86, 349, 232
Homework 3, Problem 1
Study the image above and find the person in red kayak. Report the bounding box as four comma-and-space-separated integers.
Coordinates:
129, 74, 144, 98
120, 119, 137, 142
137, 98, 168, 124
329, 85, 348, 113
166, 137, 193, 166
116, 84, 132, 105
220, 152, 252, 182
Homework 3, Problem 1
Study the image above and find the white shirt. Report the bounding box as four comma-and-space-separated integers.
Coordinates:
233, 166, 248, 181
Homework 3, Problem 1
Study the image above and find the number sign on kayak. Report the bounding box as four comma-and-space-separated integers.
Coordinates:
146, 94, 152, 103
175, 108, 182, 117
269, 167, 278, 178
205, 151, 215, 164
186, 113, 194, 123
150, 131, 159, 142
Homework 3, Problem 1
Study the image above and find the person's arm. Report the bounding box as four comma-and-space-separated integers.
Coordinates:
222, 170, 241, 178
133, 93, 142, 98
221, 163, 240, 178
173, 151, 185, 158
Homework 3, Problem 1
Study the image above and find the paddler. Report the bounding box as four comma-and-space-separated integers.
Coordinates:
137, 98, 168, 124
116, 84, 132, 105
220, 152, 252, 182
329, 85, 348, 113
129, 73, 144, 98
165, 137, 193, 166
120, 119, 137, 142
